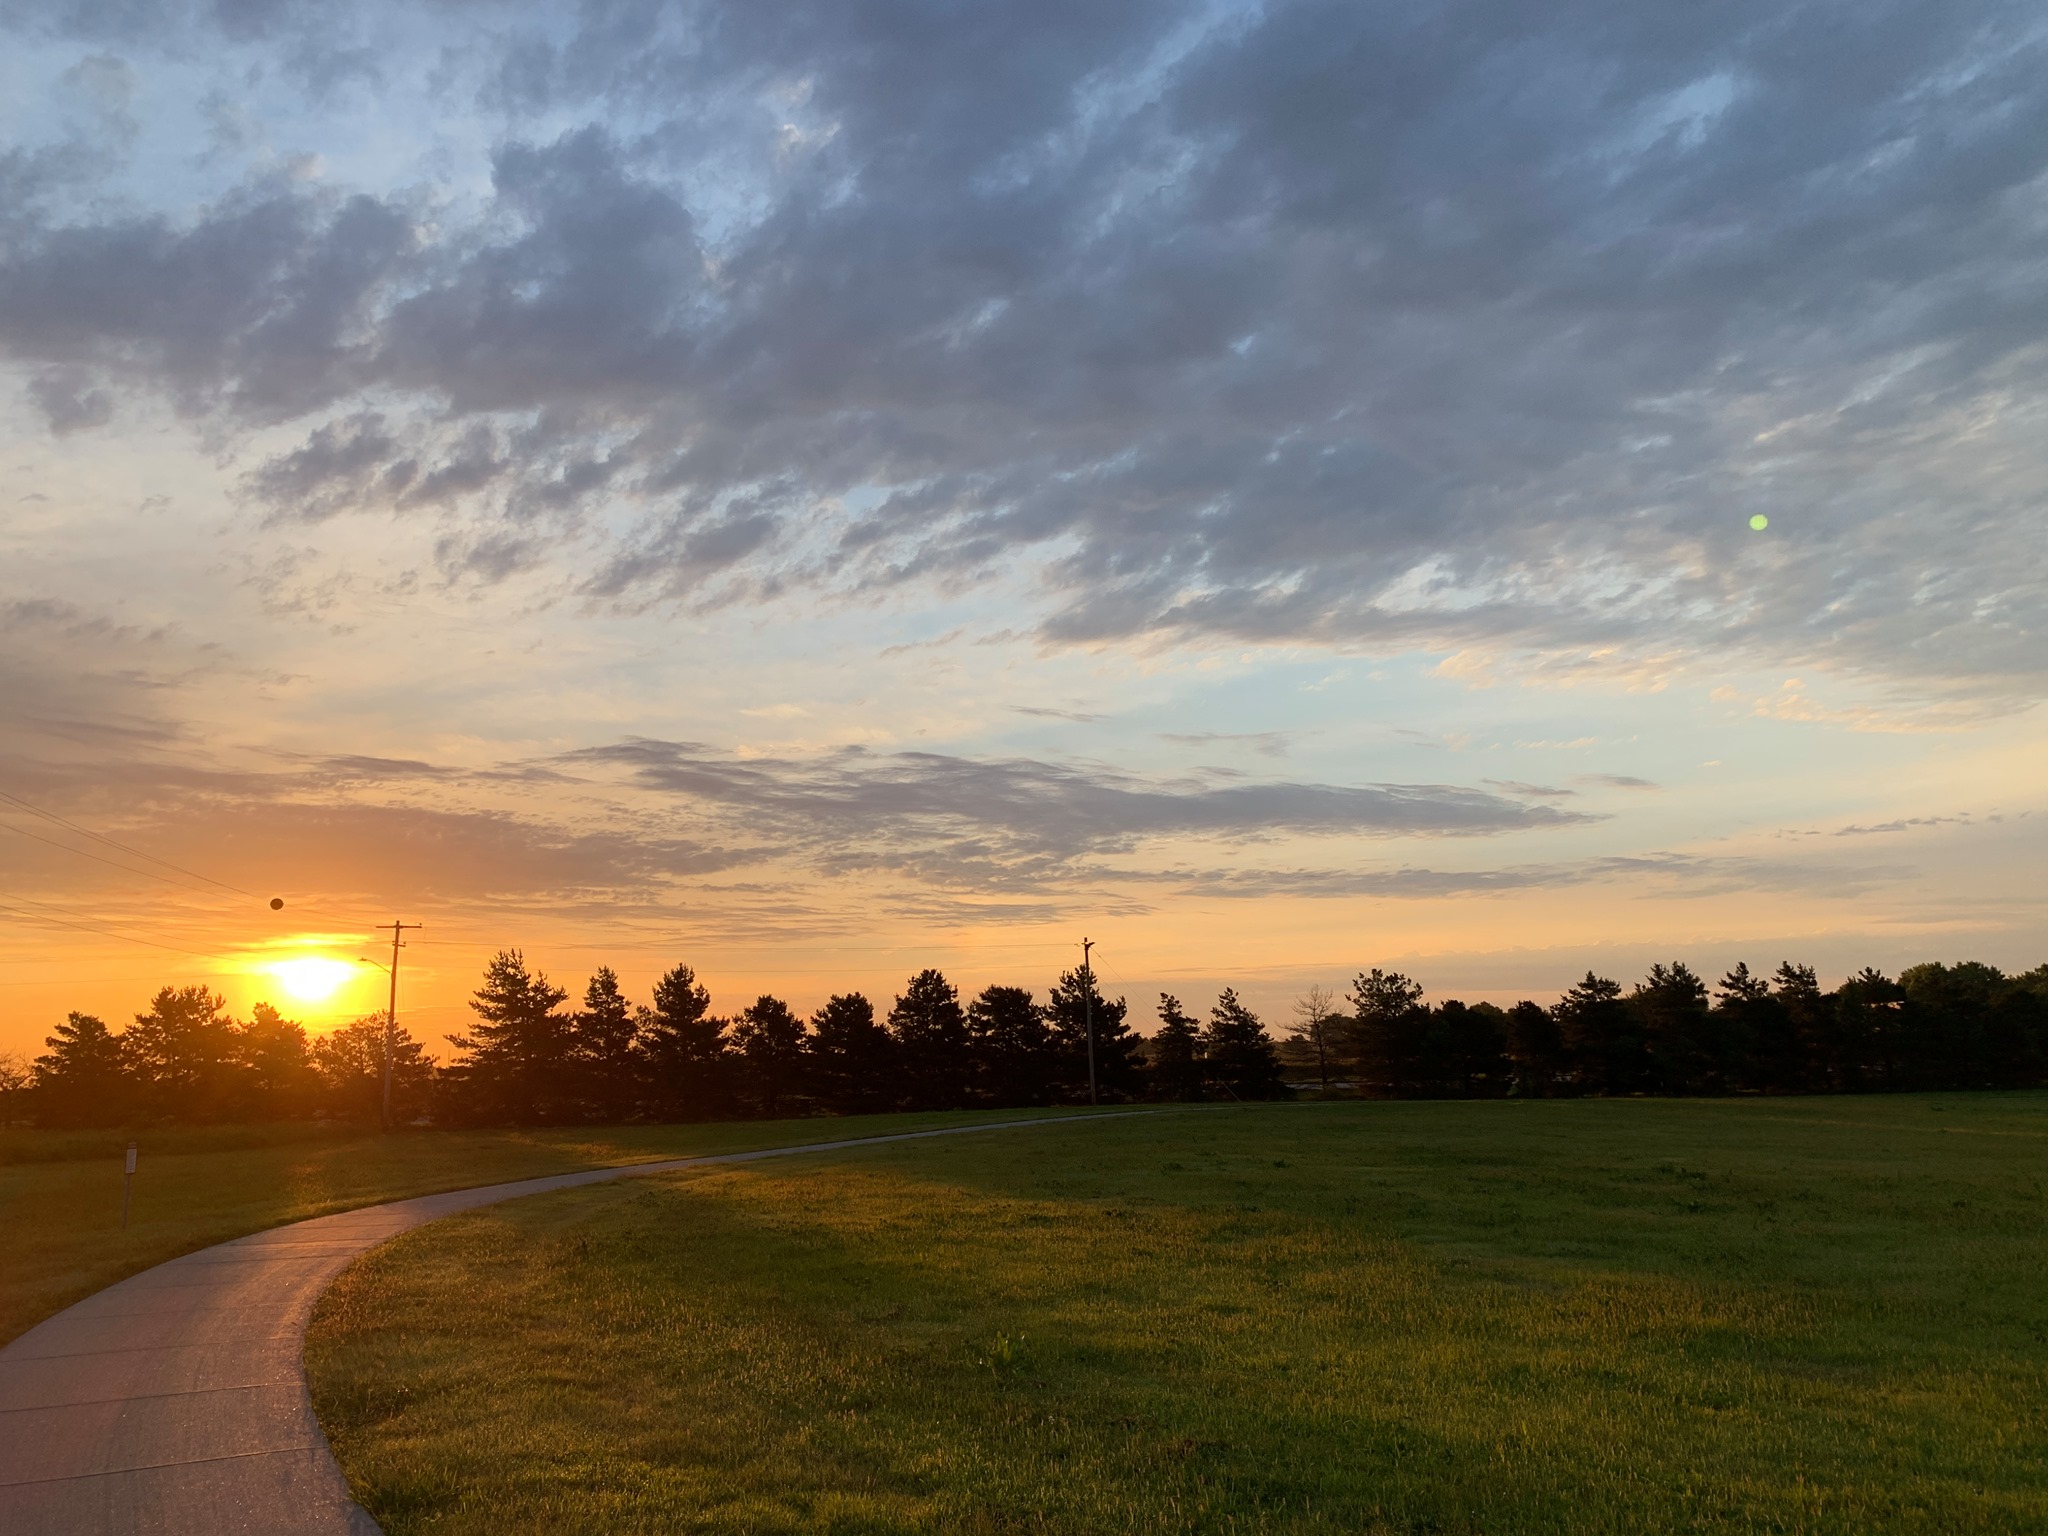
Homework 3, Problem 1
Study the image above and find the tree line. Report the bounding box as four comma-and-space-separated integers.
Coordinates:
10, 951, 2044, 1128
12, 956, 1286, 1128
1323, 959, 2048, 1098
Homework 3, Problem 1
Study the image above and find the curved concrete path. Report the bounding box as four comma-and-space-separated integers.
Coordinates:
0, 1112, 1149, 1534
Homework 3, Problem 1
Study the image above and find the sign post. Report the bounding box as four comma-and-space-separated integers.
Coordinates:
121, 1141, 137, 1230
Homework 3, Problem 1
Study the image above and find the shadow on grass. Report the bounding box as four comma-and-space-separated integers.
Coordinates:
310, 1096, 2048, 1534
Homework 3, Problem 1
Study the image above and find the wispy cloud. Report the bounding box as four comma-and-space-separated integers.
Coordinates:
569, 738, 1588, 870
1160, 730, 1291, 758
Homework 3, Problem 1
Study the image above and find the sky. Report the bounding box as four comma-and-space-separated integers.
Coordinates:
2, 0, 2044, 1059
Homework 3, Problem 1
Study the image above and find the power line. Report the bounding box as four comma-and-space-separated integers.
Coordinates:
0, 786, 255, 896
0, 818, 243, 895
0, 898, 218, 958
1, 887, 229, 940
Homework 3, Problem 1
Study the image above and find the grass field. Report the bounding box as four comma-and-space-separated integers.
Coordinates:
0, 1111, 1049, 1347
307, 1095, 2048, 1534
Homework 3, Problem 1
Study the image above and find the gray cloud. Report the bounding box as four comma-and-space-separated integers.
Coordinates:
1160, 730, 1291, 758
1, 1, 2043, 696
1484, 779, 1575, 801
1014, 706, 1108, 724
0, 711, 1589, 931
27, 367, 114, 433
1131, 853, 1908, 901
569, 738, 1584, 871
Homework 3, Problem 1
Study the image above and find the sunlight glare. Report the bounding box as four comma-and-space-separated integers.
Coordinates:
268, 957, 357, 1003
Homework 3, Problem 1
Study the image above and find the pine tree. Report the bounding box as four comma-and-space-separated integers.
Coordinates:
238, 1002, 315, 1120
639, 961, 729, 1121
1147, 994, 1205, 1101
1713, 963, 1781, 1091
310, 1014, 436, 1123
967, 985, 1055, 1107
810, 993, 896, 1114
1203, 989, 1288, 1100
32, 1012, 131, 1128
1630, 962, 1712, 1094
1348, 969, 1425, 1096
1504, 999, 1566, 1096
124, 986, 241, 1122
1434, 1000, 1511, 1097
444, 949, 574, 1124
1772, 962, 1832, 1091
1045, 967, 1141, 1102
1834, 967, 1904, 1089
1553, 972, 1635, 1095
889, 969, 973, 1109
573, 967, 641, 1121
732, 994, 808, 1117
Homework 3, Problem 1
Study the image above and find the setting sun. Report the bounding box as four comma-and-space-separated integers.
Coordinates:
266, 958, 357, 1004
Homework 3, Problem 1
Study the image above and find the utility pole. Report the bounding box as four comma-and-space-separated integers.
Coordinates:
373, 921, 420, 1129
1082, 936, 1097, 1106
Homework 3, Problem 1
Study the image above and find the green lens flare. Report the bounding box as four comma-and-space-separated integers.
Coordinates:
1749, 514, 1770, 531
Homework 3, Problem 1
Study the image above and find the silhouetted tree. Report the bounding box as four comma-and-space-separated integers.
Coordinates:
443, 950, 574, 1124
1349, 969, 1426, 1096
1432, 1000, 1511, 1097
1288, 984, 1342, 1093
0, 1051, 27, 1129
889, 969, 973, 1109
1554, 972, 1636, 1095
810, 993, 895, 1114
31, 1012, 130, 1128
1045, 966, 1141, 1101
1148, 994, 1205, 1102
310, 1014, 436, 1123
1834, 967, 1904, 1090
2005, 967, 2048, 1085
1203, 989, 1289, 1100
1630, 963, 1712, 1094
1714, 964, 1781, 1091
239, 1002, 316, 1120
1505, 999, 1567, 1096
639, 961, 728, 1121
1772, 963, 1832, 1091
573, 967, 641, 1121
1899, 961, 2016, 1090
732, 994, 809, 1117
125, 986, 241, 1122
967, 985, 1055, 1107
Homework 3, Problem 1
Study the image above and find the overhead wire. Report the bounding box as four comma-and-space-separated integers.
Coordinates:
3, 887, 228, 942
0, 898, 218, 958
0, 785, 256, 896
0, 784, 432, 938
0, 818, 244, 895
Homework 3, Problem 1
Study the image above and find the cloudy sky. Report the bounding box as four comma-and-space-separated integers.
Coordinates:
2, 0, 2043, 1052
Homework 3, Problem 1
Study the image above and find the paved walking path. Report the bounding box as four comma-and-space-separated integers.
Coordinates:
0, 1112, 1148, 1535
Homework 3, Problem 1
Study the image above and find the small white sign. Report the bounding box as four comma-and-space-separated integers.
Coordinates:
125, 1143, 137, 1175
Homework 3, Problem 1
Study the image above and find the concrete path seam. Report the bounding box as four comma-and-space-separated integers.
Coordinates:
0, 1111, 1154, 1534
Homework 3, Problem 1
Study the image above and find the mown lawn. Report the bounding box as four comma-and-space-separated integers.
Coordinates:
307, 1095, 2048, 1535
0, 1111, 1052, 1346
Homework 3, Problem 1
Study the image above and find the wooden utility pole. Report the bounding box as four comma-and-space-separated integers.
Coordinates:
373, 921, 420, 1129
1082, 936, 1097, 1106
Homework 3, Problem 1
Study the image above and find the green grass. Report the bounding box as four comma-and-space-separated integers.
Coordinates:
0, 1110, 1071, 1347
306, 1095, 2048, 1534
